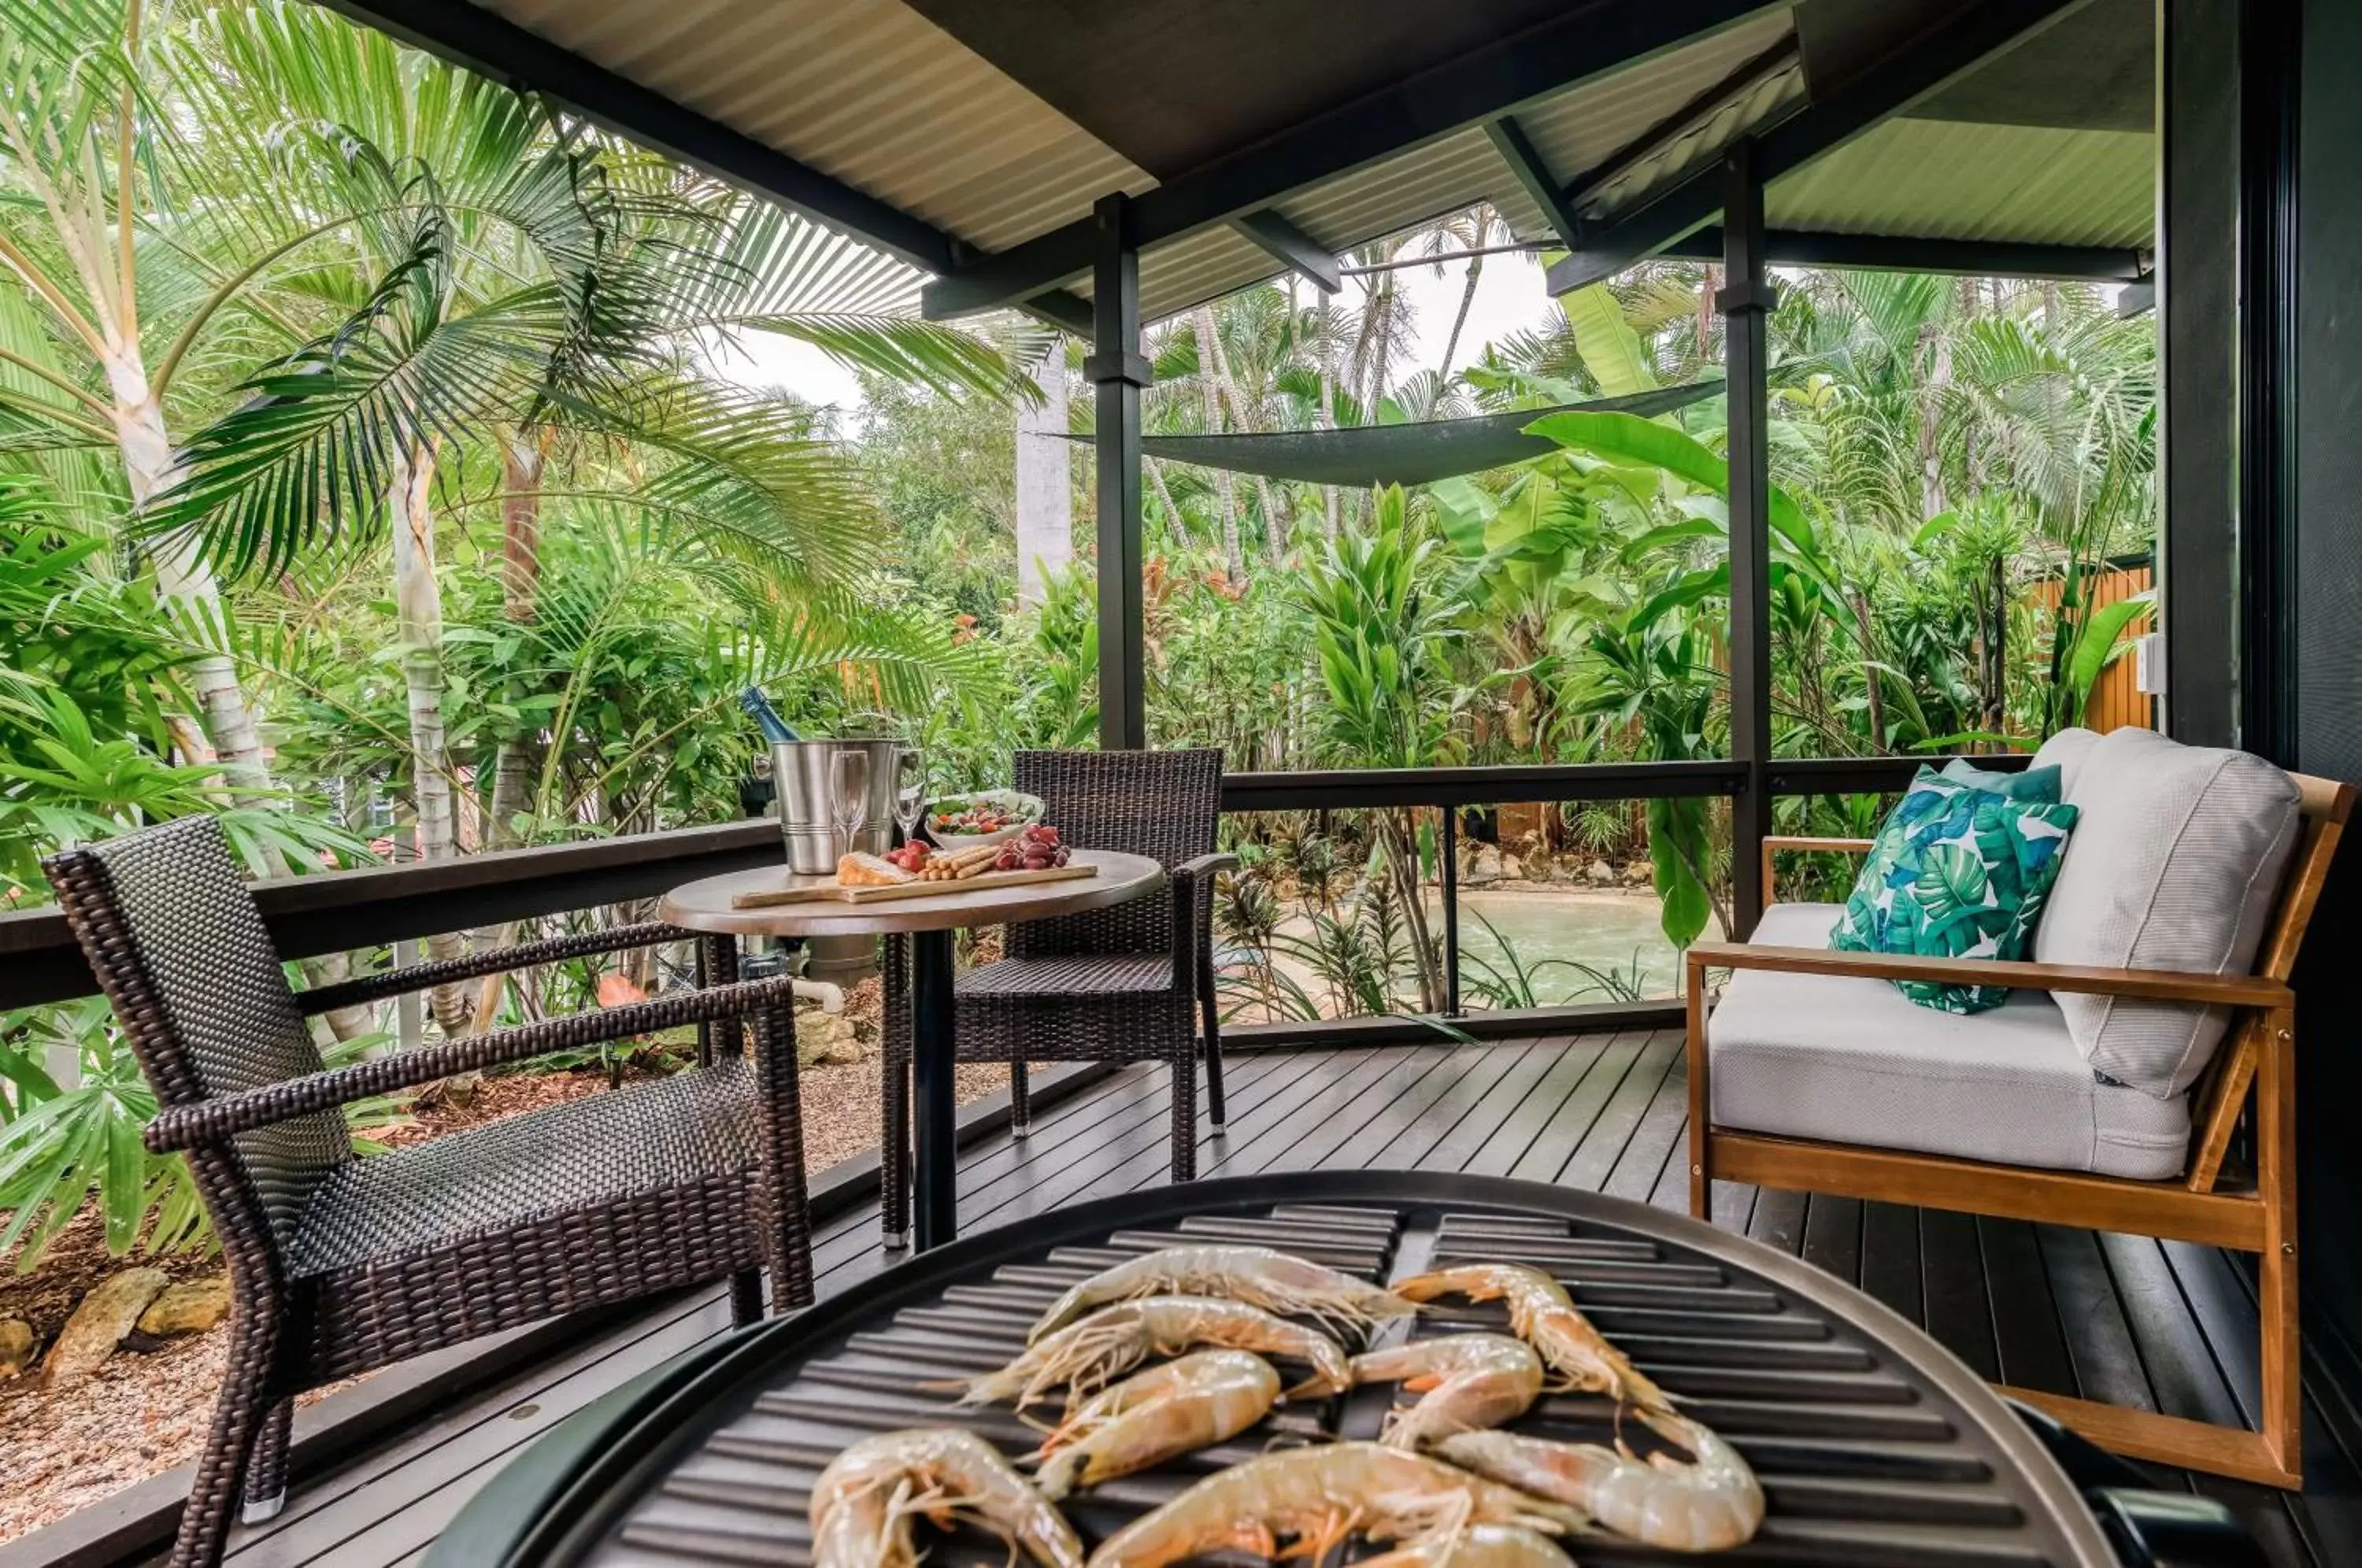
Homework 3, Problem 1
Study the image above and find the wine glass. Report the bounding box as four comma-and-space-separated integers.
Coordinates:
893, 745, 927, 846
829, 747, 870, 864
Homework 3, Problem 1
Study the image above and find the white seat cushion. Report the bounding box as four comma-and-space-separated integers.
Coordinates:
1709, 903, 2190, 1180
2032, 728, 2300, 1097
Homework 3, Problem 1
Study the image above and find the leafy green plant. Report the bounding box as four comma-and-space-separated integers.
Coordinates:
0, 1000, 407, 1270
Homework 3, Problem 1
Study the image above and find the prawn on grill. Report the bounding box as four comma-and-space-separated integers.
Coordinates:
1438, 1412, 1764, 1553
1083, 1440, 1585, 1568
1357, 1524, 1577, 1568
1029, 1245, 1416, 1344
1393, 1261, 1672, 1414
963, 1296, 1350, 1410
809, 1428, 1083, 1568
1031, 1349, 1280, 1500
1349, 1332, 1543, 1450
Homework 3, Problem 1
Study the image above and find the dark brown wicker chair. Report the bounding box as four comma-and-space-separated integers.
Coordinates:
42, 817, 814, 1568
879, 749, 1232, 1245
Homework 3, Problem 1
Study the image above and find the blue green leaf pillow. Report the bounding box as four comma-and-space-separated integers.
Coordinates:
1938, 757, 2063, 803
1829, 767, 2080, 1014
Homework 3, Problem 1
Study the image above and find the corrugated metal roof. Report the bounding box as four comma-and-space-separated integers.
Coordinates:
466, 0, 2149, 324
1769, 119, 2154, 250
487, 0, 1150, 253
1109, 13, 1807, 320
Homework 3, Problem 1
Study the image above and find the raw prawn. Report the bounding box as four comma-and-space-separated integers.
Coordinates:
1083, 1440, 1583, 1568
964, 1296, 1350, 1408
1394, 1262, 1671, 1412
1032, 1350, 1279, 1499
1438, 1411, 1764, 1553
1357, 1525, 1576, 1568
1350, 1333, 1543, 1450
809, 1428, 1084, 1568
1031, 1245, 1416, 1344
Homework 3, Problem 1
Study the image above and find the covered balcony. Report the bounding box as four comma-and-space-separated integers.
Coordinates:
2, 1, 2358, 1566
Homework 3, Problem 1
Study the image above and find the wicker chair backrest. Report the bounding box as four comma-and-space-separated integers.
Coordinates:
46, 816, 351, 1247
1011, 749, 1221, 958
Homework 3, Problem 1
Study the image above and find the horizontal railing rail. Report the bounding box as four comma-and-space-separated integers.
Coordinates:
0, 754, 2026, 1011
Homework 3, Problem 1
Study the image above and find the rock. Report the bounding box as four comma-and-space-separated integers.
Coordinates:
0, 1319, 34, 1379
1499, 854, 1523, 881
1622, 860, 1653, 886
1464, 846, 1504, 884
44, 1268, 168, 1385
135, 1278, 231, 1338
796, 1008, 865, 1067
1588, 860, 1616, 884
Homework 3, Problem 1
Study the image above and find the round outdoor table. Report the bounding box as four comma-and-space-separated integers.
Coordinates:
658, 849, 1164, 1252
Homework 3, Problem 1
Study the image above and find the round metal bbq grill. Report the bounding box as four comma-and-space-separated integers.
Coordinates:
434, 1173, 2257, 1568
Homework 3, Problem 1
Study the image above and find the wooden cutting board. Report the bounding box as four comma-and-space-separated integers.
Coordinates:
727, 861, 1098, 910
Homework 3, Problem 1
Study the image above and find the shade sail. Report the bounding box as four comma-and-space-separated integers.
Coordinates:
1064, 382, 1720, 487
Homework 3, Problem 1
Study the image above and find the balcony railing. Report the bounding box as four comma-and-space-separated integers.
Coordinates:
0, 754, 2024, 1022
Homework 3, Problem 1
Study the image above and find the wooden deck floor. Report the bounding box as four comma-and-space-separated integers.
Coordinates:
197, 1030, 2362, 1567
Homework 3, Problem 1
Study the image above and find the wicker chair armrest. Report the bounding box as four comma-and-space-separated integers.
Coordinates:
1167, 853, 1237, 986
1172, 852, 1240, 882
1686, 941, 2291, 1008
146, 974, 800, 1152
295, 923, 696, 1015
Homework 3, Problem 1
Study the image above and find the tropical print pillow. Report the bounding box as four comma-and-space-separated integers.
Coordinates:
1830, 767, 2081, 1014
1939, 757, 2063, 804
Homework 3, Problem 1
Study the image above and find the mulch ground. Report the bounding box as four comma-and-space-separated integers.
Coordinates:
0, 972, 1016, 1546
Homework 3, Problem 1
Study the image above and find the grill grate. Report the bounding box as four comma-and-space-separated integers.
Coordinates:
446, 1175, 2120, 1568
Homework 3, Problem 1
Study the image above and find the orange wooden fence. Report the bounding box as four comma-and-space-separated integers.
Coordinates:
2031, 564, 2157, 735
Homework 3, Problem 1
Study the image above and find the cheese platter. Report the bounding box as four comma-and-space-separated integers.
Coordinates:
727, 860, 1098, 910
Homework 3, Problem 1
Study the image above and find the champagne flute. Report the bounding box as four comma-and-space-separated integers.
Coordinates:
893, 745, 927, 846
829, 747, 870, 865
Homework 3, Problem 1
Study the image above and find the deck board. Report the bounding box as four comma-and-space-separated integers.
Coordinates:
157, 1030, 2358, 1568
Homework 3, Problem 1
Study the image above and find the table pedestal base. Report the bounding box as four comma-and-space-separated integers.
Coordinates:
911, 928, 957, 1250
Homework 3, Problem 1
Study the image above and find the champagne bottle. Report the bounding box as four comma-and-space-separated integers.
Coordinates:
739, 686, 799, 744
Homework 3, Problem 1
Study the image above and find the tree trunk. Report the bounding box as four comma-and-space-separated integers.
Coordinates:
1917, 319, 1953, 522
1317, 300, 1342, 545
1437, 252, 1483, 389
1013, 349, 1074, 605
102, 356, 272, 793
1190, 309, 1245, 585
488, 433, 545, 852
389, 442, 471, 1032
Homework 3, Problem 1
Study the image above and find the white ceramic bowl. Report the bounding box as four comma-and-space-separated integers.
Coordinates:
928, 824, 1024, 852
923, 789, 1043, 853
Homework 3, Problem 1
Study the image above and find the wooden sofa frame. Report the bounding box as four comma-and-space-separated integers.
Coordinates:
1686, 772, 2353, 1489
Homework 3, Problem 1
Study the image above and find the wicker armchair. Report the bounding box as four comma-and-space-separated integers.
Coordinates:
880, 749, 1231, 1242
42, 817, 814, 1568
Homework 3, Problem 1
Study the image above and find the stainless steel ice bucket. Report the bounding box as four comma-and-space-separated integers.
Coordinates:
770, 738, 903, 873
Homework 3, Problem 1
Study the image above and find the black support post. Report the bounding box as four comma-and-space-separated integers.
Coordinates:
2160, 0, 2245, 746
1721, 142, 1774, 937
1086, 193, 1149, 751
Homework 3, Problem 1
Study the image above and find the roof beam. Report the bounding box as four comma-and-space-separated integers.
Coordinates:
1227, 210, 1341, 293
314, 0, 957, 272
1562, 34, 1799, 209
1616, 226, 2149, 279
1545, 0, 2096, 295
1484, 116, 1586, 249
310, 0, 1096, 328
923, 0, 1785, 320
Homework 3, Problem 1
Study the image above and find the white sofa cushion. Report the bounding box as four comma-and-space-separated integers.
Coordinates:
1709, 903, 2190, 1180
2031, 728, 2300, 1097
2031, 727, 2103, 797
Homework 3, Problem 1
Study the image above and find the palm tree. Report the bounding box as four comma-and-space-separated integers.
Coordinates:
0, 0, 274, 786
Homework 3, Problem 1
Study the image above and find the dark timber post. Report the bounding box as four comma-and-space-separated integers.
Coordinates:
1086, 192, 1150, 750
1721, 141, 1774, 937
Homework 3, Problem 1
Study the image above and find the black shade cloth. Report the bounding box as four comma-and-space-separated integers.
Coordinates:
1062, 381, 1720, 486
